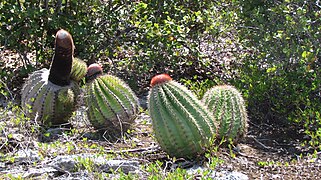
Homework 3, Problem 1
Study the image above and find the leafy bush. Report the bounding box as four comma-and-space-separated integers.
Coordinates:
0, 0, 102, 61
230, 0, 321, 149
1, 0, 239, 92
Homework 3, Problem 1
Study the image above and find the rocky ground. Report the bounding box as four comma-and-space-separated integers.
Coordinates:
1, 100, 321, 179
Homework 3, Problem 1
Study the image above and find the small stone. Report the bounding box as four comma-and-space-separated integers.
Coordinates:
271, 174, 281, 179
216, 171, 249, 180
49, 155, 78, 172
0, 162, 5, 169
49, 154, 140, 174
10, 133, 25, 142
138, 95, 148, 109
14, 149, 41, 164
99, 159, 140, 173
186, 165, 248, 180
22, 167, 58, 179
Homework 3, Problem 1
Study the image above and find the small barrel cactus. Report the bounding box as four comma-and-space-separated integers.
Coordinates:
85, 64, 139, 135
148, 74, 218, 158
21, 29, 80, 126
202, 85, 248, 143
70, 57, 87, 82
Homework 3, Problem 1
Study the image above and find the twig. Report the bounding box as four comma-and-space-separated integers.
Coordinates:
0, 128, 8, 150
236, 151, 258, 159
0, 79, 14, 101
104, 145, 161, 154
115, 145, 161, 154
248, 135, 272, 150
237, 25, 260, 30
248, 121, 261, 129
317, 0, 321, 8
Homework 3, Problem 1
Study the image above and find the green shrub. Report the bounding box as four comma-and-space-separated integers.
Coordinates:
1, 0, 235, 92
0, 0, 103, 61
230, 0, 321, 149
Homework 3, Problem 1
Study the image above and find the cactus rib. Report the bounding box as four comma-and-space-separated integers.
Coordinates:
202, 85, 248, 143
85, 72, 139, 135
148, 74, 218, 158
70, 57, 87, 82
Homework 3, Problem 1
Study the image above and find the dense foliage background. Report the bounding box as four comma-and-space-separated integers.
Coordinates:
1, 0, 321, 150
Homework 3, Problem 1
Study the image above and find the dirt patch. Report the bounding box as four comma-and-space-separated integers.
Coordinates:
217, 122, 321, 179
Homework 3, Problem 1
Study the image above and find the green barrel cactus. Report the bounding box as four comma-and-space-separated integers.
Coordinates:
148, 74, 218, 158
70, 57, 87, 82
202, 85, 248, 143
85, 64, 139, 135
21, 29, 80, 126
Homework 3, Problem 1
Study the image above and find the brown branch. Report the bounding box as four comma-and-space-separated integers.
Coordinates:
56, 0, 62, 14
104, 145, 161, 155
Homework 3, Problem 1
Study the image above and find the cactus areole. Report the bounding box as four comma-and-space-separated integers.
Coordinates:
21, 29, 80, 126
148, 74, 217, 158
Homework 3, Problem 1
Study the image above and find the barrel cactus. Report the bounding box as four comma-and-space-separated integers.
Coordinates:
85, 64, 139, 135
148, 74, 218, 158
21, 29, 80, 126
202, 85, 248, 143
70, 57, 87, 82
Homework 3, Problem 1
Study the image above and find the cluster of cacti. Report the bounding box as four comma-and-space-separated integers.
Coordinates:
202, 85, 248, 143
21, 29, 80, 126
21, 29, 138, 134
147, 74, 218, 158
85, 64, 139, 135
21, 29, 248, 159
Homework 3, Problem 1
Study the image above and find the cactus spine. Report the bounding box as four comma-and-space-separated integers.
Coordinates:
202, 85, 248, 143
85, 64, 139, 135
21, 29, 80, 126
148, 74, 218, 158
